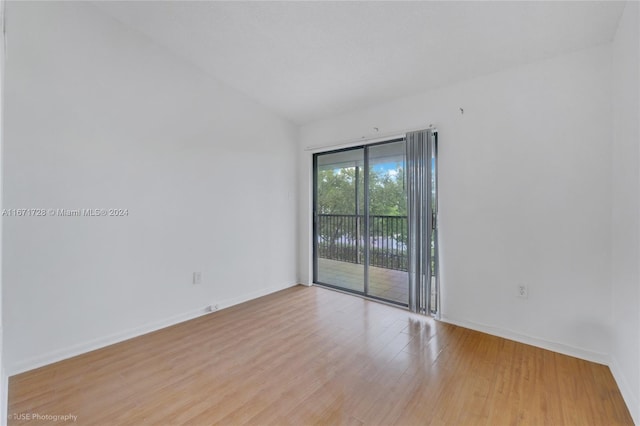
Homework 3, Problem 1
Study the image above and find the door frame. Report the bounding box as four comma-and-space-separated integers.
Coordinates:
312, 137, 409, 307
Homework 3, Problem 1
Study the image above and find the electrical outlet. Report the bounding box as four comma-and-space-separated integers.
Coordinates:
193, 272, 202, 285
517, 285, 528, 299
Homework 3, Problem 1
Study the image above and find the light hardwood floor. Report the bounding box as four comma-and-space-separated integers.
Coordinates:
8, 285, 633, 425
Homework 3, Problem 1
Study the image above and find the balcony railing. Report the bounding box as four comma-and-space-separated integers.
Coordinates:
316, 214, 408, 271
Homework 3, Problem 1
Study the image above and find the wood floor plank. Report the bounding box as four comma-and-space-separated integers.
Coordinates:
8, 285, 633, 425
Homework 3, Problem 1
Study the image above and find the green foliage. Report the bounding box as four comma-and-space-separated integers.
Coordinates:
316, 167, 357, 214
368, 165, 406, 216
317, 163, 407, 216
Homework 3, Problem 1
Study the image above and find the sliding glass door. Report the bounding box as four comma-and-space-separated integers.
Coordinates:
314, 131, 439, 313
313, 139, 410, 306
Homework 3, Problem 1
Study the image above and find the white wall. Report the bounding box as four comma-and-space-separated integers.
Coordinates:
299, 45, 613, 363
611, 2, 640, 423
0, 0, 6, 422
3, 2, 298, 374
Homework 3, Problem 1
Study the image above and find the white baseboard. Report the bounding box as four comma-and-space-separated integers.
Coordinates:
439, 315, 610, 365
609, 355, 640, 425
9, 282, 299, 376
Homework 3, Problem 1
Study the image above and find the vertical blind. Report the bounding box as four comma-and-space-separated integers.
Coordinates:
406, 129, 437, 314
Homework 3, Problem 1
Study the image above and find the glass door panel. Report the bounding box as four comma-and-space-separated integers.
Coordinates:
314, 148, 365, 294
367, 141, 409, 304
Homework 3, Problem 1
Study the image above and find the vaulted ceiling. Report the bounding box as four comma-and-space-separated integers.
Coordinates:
93, 1, 626, 125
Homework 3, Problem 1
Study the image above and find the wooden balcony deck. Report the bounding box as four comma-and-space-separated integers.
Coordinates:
317, 258, 408, 305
